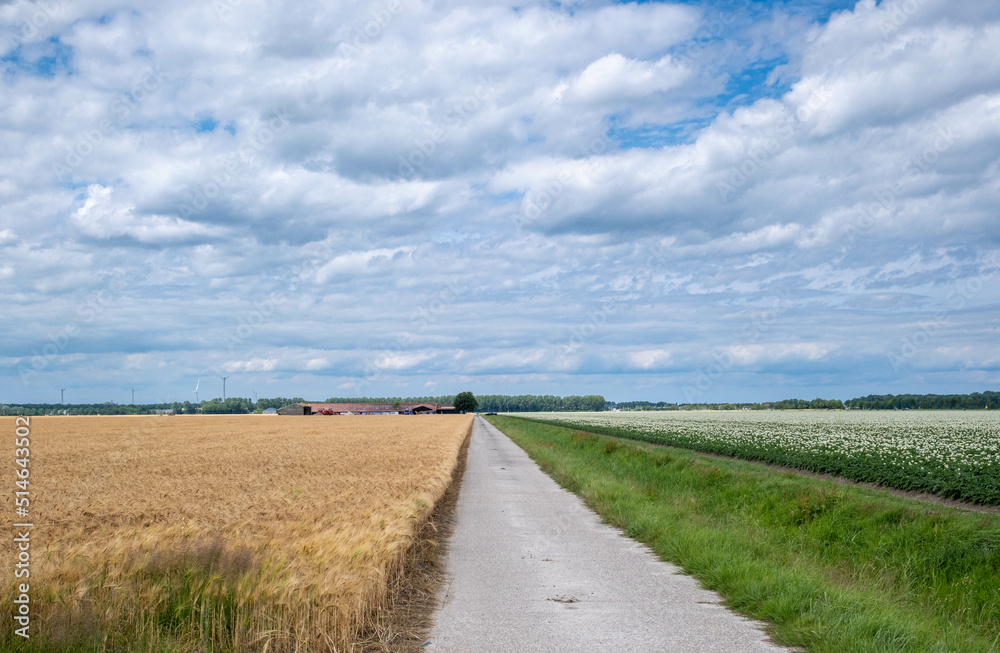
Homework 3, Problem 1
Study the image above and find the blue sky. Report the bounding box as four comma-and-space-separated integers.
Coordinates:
2, 0, 999, 404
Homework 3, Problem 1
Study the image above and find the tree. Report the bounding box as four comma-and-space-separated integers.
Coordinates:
453, 392, 478, 413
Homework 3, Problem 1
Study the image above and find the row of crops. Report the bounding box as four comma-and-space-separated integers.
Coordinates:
517, 411, 1000, 505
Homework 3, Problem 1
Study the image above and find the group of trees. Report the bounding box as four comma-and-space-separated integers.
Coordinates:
845, 392, 1000, 410
453, 391, 478, 413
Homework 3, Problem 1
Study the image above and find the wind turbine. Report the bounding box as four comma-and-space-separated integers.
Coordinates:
210, 370, 230, 401
60, 388, 66, 404
192, 379, 200, 404
128, 383, 137, 405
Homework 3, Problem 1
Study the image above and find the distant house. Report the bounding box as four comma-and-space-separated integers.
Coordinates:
277, 402, 458, 415
262, 407, 278, 414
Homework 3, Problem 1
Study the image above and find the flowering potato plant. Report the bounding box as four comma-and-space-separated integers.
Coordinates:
521, 411, 1000, 505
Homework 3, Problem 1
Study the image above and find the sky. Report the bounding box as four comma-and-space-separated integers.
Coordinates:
2, 0, 999, 405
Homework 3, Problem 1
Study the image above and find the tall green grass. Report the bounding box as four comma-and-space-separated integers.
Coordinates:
487, 416, 1000, 653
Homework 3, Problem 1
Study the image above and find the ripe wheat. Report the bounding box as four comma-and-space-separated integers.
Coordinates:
1, 414, 472, 651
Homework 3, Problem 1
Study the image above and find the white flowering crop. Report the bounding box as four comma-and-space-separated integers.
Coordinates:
520, 410, 1000, 505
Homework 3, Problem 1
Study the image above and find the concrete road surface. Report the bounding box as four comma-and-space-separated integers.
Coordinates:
428, 416, 792, 652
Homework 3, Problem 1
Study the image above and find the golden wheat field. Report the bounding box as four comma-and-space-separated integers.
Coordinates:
1, 414, 472, 652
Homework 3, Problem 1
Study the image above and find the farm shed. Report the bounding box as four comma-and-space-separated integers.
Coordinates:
276, 402, 459, 415
277, 404, 310, 415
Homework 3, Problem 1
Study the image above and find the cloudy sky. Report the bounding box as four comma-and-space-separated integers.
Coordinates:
2, 0, 999, 405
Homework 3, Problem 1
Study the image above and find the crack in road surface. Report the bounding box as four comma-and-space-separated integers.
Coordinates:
427, 417, 794, 652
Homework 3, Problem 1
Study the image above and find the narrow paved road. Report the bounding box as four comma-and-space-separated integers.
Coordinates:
428, 417, 792, 652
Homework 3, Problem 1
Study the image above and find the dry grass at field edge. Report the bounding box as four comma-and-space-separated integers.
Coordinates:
357, 422, 472, 652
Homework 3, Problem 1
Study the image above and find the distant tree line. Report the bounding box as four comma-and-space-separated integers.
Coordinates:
255, 397, 306, 411
844, 392, 1000, 410
608, 398, 845, 411
0, 402, 177, 416
322, 394, 607, 412
608, 400, 679, 411
609, 393, 998, 411
183, 397, 306, 414
0, 396, 305, 416
474, 394, 607, 412
323, 395, 456, 404
5, 391, 996, 416
772, 398, 846, 410
199, 398, 255, 414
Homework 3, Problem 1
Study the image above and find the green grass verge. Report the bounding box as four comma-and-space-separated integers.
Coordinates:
486, 415, 1000, 653
518, 414, 1000, 505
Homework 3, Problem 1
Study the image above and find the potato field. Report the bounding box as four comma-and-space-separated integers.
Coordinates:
519, 411, 1000, 505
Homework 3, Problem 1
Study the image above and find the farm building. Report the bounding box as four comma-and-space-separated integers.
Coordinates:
277, 402, 458, 415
